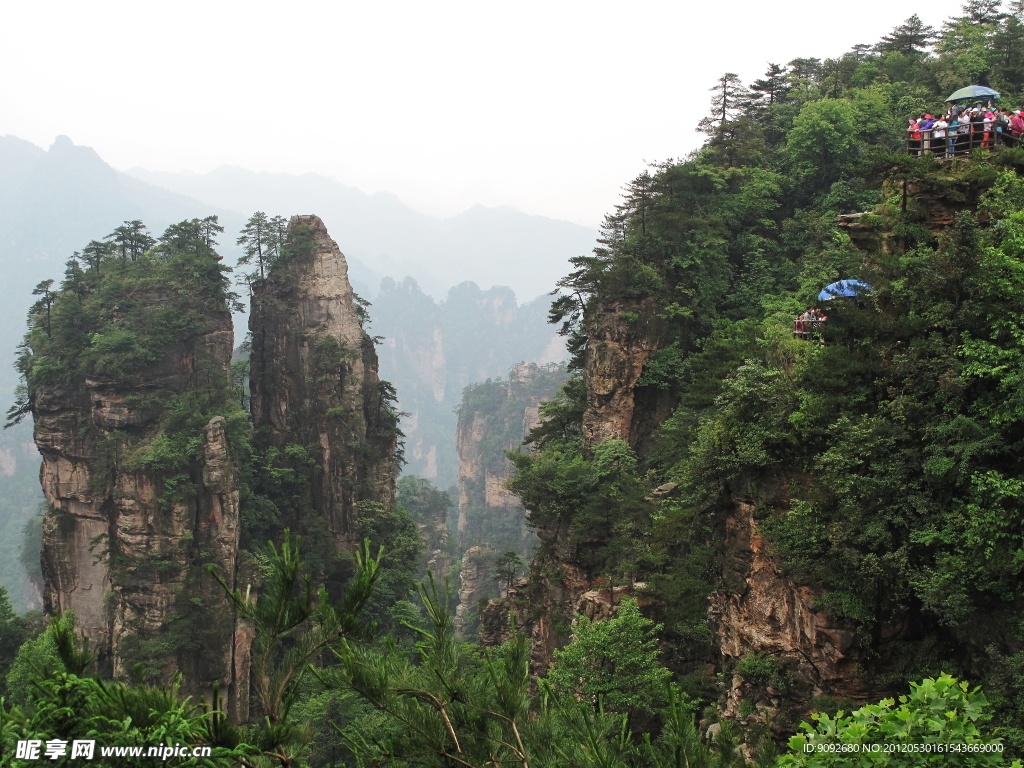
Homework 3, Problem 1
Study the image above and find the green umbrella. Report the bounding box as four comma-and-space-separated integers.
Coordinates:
946, 85, 1002, 101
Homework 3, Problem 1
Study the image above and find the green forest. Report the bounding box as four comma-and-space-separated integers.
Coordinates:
11, 1, 1024, 765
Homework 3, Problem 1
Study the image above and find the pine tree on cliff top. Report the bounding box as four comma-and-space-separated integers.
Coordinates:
878, 14, 937, 55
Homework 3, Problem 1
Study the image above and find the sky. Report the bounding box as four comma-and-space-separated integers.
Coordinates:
1, 0, 966, 228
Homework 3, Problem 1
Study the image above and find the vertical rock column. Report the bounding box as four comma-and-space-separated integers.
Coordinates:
249, 215, 397, 546
35, 310, 243, 710
581, 298, 662, 449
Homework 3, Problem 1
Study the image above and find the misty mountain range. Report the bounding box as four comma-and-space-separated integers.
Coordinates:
0, 133, 590, 608
126, 165, 597, 302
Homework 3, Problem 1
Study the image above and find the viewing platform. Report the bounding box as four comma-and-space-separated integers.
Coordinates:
908, 128, 1016, 158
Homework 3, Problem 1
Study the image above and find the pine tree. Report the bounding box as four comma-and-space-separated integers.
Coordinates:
268, 214, 288, 260
104, 220, 153, 264
994, 9, 1024, 86
698, 72, 751, 134
126, 220, 155, 260
962, 0, 1006, 24
210, 532, 381, 727
237, 211, 274, 281
31, 280, 55, 337
81, 240, 110, 276
159, 219, 210, 253
199, 215, 224, 248
850, 43, 874, 59
495, 551, 524, 591
105, 224, 132, 265
546, 598, 671, 719
61, 252, 84, 297
878, 14, 937, 55
749, 63, 790, 106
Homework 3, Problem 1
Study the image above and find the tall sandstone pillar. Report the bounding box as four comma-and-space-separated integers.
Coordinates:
249, 215, 396, 546
35, 301, 244, 712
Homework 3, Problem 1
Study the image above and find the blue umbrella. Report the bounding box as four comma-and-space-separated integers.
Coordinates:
818, 280, 873, 301
946, 85, 1001, 101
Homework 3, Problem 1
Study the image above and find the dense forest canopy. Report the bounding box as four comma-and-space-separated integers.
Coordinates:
10, 2, 1024, 766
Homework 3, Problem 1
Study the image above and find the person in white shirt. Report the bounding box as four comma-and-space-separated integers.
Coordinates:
933, 117, 948, 156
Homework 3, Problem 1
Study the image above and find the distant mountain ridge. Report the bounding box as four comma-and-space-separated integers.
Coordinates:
126, 165, 598, 301
0, 135, 243, 611
0, 134, 581, 609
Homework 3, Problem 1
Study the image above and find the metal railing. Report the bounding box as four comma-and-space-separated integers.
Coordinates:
907, 125, 1019, 157
792, 319, 825, 341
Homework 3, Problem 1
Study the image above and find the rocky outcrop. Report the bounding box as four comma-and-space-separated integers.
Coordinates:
455, 407, 528, 543
29, 214, 400, 725
839, 175, 992, 253
372, 278, 566, 488
419, 488, 453, 582
249, 215, 397, 545
709, 489, 910, 738
582, 299, 663, 449
479, 566, 648, 677
34, 300, 244, 714
454, 364, 567, 636
478, 304, 667, 667
455, 363, 562, 549
479, 511, 589, 672
454, 546, 494, 638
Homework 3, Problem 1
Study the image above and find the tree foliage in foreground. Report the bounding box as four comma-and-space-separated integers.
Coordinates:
781, 674, 1021, 767
0, 614, 254, 767
311, 577, 748, 768
546, 598, 671, 720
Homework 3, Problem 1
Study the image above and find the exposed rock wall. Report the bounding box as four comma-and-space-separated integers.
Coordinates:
249, 215, 396, 545
480, 304, 667, 666
455, 362, 562, 551
372, 278, 565, 489
479, 543, 590, 676
454, 363, 567, 637
34, 305, 244, 713
418, 488, 452, 582
709, 491, 906, 736
454, 545, 494, 638
582, 298, 663, 449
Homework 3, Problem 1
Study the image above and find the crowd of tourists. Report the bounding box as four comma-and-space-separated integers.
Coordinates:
908, 103, 1024, 156
793, 307, 827, 340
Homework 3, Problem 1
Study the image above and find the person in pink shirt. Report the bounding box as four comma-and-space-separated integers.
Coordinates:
1011, 111, 1024, 145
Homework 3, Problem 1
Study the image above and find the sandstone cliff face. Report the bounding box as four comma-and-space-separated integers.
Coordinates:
709, 491, 905, 736
34, 305, 244, 712
453, 363, 567, 637
249, 215, 396, 545
479, 545, 590, 676
454, 545, 494, 638
582, 299, 663, 449
478, 304, 667, 666
372, 278, 565, 489
455, 363, 560, 549
418, 489, 453, 583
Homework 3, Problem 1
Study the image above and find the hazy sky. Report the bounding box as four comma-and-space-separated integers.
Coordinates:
3, 0, 965, 227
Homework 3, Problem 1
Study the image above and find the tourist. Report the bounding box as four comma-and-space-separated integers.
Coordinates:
933, 115, 948, 155
996, 109, 1011, 146
946, 114, 960, 156
909, 118, 922, 155
957, 113, 972, 152
919, 114, 936, 151
971, 108, 985, 148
